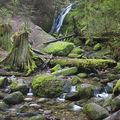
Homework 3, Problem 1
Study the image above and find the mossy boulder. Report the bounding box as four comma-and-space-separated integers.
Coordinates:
52, 67, 78, 76
113, 79, 120, 95
84, 103, 109, 120
32, 74, 64, 98
0, 101, 9, 111
43, 41, 74, 56
77, 73, 88, 78
71, 76, 82, 85
10, 81, 28, 94
3, 91, 24, 105
51, 64, 62, 72
77, 84, 95, 98
111, 95, 120, 112
0, 77, 8, 88
93, 43, 102, 51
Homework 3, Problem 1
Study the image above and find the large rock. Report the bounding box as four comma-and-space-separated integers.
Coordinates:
10, 81, 28, 94
84, 103, 109, 120
32, 74, 64, 98
43, 41, 74, 56
3, 91, 24, 105
111, 95, 120, 112
0, 101, 9, 111
77, 84, 95, 98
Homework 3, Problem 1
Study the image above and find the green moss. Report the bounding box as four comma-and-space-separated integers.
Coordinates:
77, 84, 95, 98
0, 23, 12, 51
93, 43, 102, 51
71, 76, 82, 85
43, 41, 74, 56
52, 67, 78, 76
32, 74, 64, 98
51, 64, 62, 72
113, 79, 120, 95
10, 81, 28, 94
0, 77, 7, 88
70, 47, 84, 54
77, 73, 88, 78
50, 58, 117, 69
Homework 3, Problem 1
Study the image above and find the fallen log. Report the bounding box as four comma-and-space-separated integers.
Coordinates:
50, 57, 117, 69
44, 36, 109, 44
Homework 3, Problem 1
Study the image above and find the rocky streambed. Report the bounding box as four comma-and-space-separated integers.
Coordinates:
0, 39, 120, 120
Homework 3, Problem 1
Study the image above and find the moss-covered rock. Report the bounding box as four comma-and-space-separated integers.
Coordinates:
52, 67, 78, 76
43, 41, 74, 56
30, 115, 46, 120
71, 76, 82, 85
10, 81, 28, 94
77, 73, 88, 78
69, 46, 84, 54
111, 95, 120, 112
3, 91, 24, 105
50, 58, 117, 69
93, 43, 102, 51
84, 103, 109, 120
32, 74, 64, 98
77, 84, 95, 98
51, 64, 62, 72
0, 77, 8, 88
113, 79, 120, 95
0, 101, 9, 111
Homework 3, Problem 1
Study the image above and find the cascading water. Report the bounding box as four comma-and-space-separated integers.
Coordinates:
50, 3, 73, 33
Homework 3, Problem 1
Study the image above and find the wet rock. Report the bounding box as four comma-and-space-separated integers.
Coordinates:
103, 110, 120, 120
0, 91, 4, 99
113, 79, 120, 95
111, 95, 120, 112
3, 91, 24, 105
0, 77, 8, 88
32, 74, 64, 98
65, 92, 80, 101
24, 97, 33, 102
77, 84, 95, 98
84, 102, 109, 120
10, 81, 28, 94
43, 41, 74, 56
0, 101, 9, 111
52, 67, 78, 76
37, 98, 49, 103
44, 110, 52, 115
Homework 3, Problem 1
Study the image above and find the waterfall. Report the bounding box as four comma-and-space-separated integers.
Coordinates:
50, 3, 73, 33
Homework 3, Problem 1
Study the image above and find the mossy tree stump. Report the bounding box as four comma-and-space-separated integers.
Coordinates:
0, 30, 43, 75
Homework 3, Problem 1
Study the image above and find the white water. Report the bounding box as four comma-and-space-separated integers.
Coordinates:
50, 3, 73, 33
70, 86, 77, 92
27, 87, 33, 96
72, 104, 83, 111
56, 93, 66, 102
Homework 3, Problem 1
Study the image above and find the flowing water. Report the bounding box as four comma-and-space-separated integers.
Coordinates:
50, 3, 73, 33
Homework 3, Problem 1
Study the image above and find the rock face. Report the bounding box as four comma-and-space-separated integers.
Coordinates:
3, 91, 24, 105
32, 74, 64, 98
84, 103, 109, 120
43, 41, 74, 56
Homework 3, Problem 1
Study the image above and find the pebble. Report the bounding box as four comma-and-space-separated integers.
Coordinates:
24, 97, 33, 102
29, 103, 41, 109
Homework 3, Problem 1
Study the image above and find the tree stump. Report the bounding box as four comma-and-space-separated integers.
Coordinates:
0, 30, 43, 75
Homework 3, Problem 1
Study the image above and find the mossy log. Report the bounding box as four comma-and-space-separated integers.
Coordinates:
0, 30, 43, 75
50, 57, 117, 69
